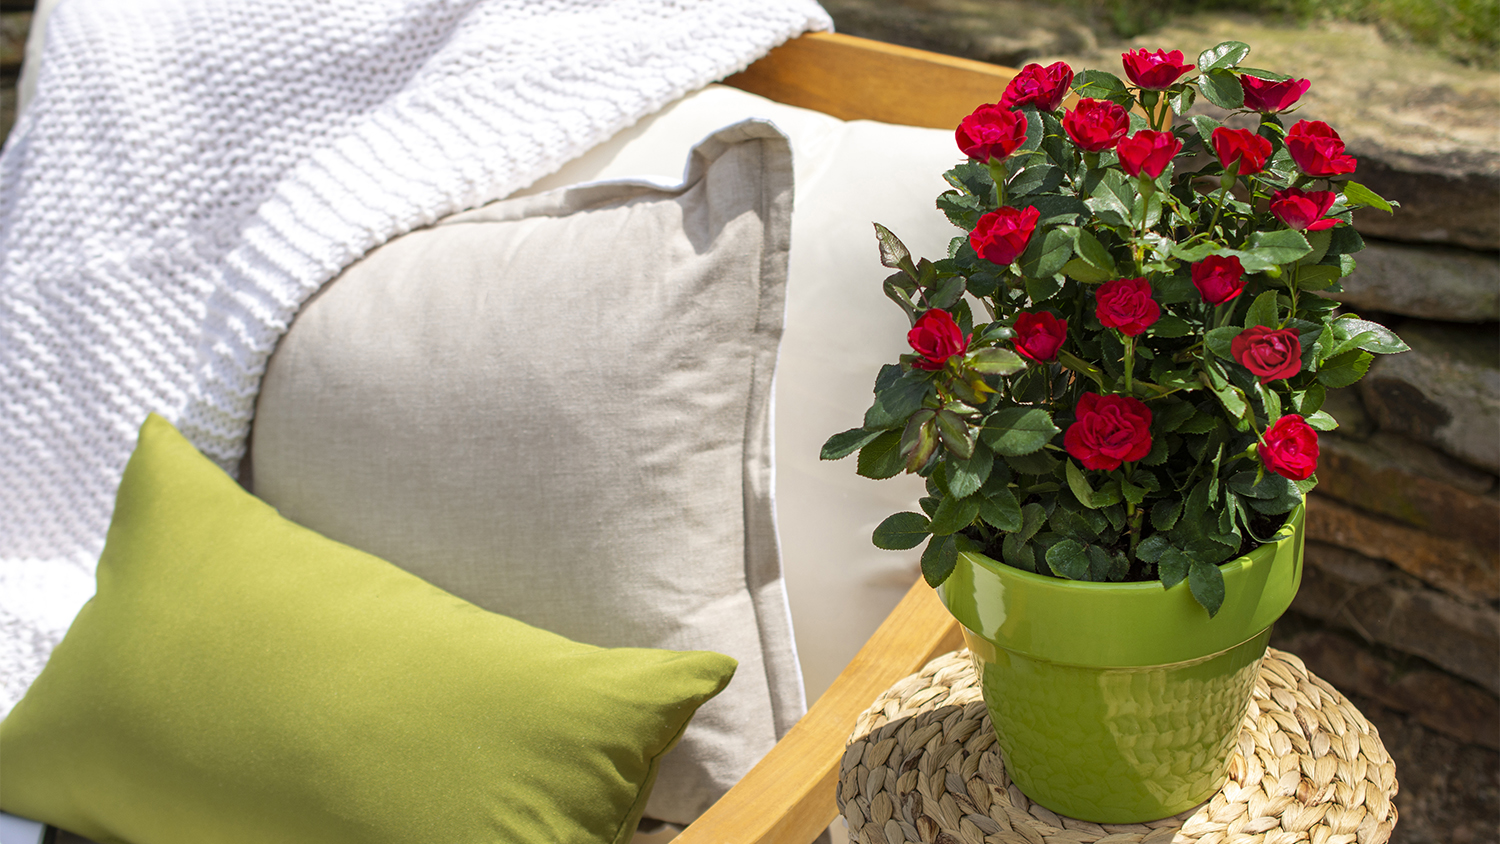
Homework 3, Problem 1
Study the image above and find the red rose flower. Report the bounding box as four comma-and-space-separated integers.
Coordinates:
1094, 277, 1160, 337
1065, 392, 1154, 471
1286, 120, 1357, 178
1116, 129, 1183, 179
1121, 48, 1195, 90
1260, 415, 1319, 480
1191, 255, 1246, 305
1240, 75, 1310, 113
970, 205, 1040, 267
1211, 127, 1273, 176
1012, 311, 1067, 362
1000, 62, 1074, 112
1231, 325, 1303, 383
1062, 98, 1130, 152
908, 309, 969, 371
956, 104, 1028, 163
1270, 187, 1339, 232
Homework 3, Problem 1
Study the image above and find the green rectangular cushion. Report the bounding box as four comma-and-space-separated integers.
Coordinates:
0, 414, 736, 844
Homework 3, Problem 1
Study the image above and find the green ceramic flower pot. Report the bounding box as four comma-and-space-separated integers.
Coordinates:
938, 504, 1304, 824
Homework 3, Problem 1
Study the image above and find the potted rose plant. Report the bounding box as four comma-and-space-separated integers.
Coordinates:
821, 42, 1407, 823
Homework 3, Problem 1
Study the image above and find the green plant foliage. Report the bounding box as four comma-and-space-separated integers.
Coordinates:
821, 40, 1408, 616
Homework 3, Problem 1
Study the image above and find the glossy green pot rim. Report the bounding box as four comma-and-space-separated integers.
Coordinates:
939, 503, 1305, 668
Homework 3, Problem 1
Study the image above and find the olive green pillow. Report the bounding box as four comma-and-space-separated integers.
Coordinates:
0, 414, 736, 844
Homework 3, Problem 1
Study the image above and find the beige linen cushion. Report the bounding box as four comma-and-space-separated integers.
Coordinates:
249, 121, 797, 826
522, 84, 959, 703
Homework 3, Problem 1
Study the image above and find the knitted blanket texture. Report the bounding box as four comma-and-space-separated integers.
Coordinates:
0, 0, 832, 714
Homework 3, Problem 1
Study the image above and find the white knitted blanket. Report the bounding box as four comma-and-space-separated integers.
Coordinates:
0, 0, 831, 714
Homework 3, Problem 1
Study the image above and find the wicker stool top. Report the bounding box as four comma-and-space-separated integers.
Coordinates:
838, 648, 1398, 844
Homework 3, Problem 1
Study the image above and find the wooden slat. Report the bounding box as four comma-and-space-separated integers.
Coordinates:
675, 578, 964, 844
724, 32, 1018, 130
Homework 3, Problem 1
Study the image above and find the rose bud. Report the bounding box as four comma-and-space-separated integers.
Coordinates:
908, 308, 969, 371
1231, 325, 1303, 383
1012, 311, 1068, 362
1286, 120, 1357, 178
1191, 255, 1247, 305
1094, 277, 1160, 337
1240, 75, 1310, 113
1270, 187, 1339, 232
1116, 129, 1183, 179
1065, 392, 1154, 471
956, 104, 1028, 163
1211, 127, 1273, 176
1063, 98, 1131, 152
1121, 48, 1195, 90
1000, 61, 1074, 112
1260, 414, 1319, 480
970, 205, 1041, 267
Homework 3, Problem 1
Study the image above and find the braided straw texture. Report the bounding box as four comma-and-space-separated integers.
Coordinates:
838, 649, 1397, 844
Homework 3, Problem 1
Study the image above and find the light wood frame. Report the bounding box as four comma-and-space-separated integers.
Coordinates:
672, 32, 1021, 844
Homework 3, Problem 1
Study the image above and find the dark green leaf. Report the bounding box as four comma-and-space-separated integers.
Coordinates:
947, 445, 993, 499
1025, 272, 1064, 304
1017, 194, 1090, 226
1238, 67, 1290, 81
1020, 227, 1075, 281
921, 534, 959, 586
882, 276, 918, 324
872, 512, 931, 550
1198, 68, 1244, 110
1188, 558, 1226, 616
1244, 290, 1281, 329
863, 372, 931, 429
1046, 539, 1090, 580
935, 409, 975, 459
1135, 533, 1170, 562
930, 494, 981, 535
821, 427, 883, 461
1151, 315, 1191, 338
1159, 547, 1192, 589
1151, 497, 1183, 531
1120, 478, 1147, 506
979, 486, 1023, 532
1002, 534, 1036, 572
1066, 460, 1099, 509
968, 347, 1026, 375
945, 161, 997, 202
1189, 115, 1223, 146
1169, 85, 1196, 115
1008, 162, 1064, 198
925, 274, 966, 311
1317, 350, 1374, 389
936, 190, 982, 230
1305, 410, 1339, 431
1073, 228, 1117, 274
856, 430, 905, 479
981, 408, 1060, 456
1296, 264, 1343, 291
1062, 257, 1113, 283
1334, 318, 1409, 354
1072, 69, 1132, 107
1342, 181, 1394, 214
1155, 400, 1197, 432
1089, 545, 1129, 581
1005, 449, 1060, 475
1197, 40, 1251, 71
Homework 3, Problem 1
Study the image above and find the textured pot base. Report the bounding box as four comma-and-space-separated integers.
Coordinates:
838, 648, 1399, 843
968, 628, 1271, 822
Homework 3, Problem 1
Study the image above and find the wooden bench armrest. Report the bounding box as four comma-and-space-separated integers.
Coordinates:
676, 578, 963, 844
724, 32, 1018, 130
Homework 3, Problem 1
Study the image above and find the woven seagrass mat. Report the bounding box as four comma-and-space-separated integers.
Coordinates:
838, 649, 1398, 844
